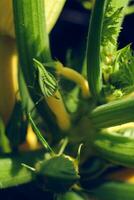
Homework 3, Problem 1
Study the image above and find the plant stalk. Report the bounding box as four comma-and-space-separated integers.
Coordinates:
86, 0, 107, 100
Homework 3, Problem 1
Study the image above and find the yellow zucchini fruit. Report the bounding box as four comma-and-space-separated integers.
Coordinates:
0, 36, 18, 124
45, 91, 71, 131
0, 0, 15, 38
19, 125, 41, 151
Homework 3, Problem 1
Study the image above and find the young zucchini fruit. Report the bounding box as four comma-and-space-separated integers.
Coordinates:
93, 130, 134, 167
0, 36, 18, 124
90, 97, 134, 128
92, 181, 134, 200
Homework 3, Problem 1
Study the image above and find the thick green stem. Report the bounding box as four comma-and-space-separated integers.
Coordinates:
13, 0, 61, 134
86, 0, 107, 99
90, 97, 134, 128
13, 0, 51, 86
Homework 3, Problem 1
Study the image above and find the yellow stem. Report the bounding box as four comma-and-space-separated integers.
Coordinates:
45, 90, 71, 131
55, 62, 90, 98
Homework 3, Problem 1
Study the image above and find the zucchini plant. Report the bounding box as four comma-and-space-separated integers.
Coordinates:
0, 0, 134, 199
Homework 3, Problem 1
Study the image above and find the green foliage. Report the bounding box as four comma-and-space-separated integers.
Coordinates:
101, 3, 123, 51
102, 0, 129, 51
33, 59, 58, 98
0, 150, 44, 188
101, 0, 129, 81
36, 155, 79, 192
111, 45, 134, 90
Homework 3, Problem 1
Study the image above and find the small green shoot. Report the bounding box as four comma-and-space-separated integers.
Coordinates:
28, 112, 54, 154
76, 143, 83, 163
21, 163, 36, 172
58, 137, 69, 155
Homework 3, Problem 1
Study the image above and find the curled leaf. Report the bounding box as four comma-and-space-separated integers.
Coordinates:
33, 58, 58, 98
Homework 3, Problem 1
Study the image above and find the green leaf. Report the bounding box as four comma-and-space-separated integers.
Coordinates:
36, 154, 79, 192
28, 113, 54, 154
0, 150, 44, 189
86, 0, 108, 99
33, 59, 58, 98
101, 1, 126, 50
101, 0, 130, 78
110, 45, 134, 90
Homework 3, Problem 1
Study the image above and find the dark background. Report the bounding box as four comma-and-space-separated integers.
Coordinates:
51, 0, 134, 62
